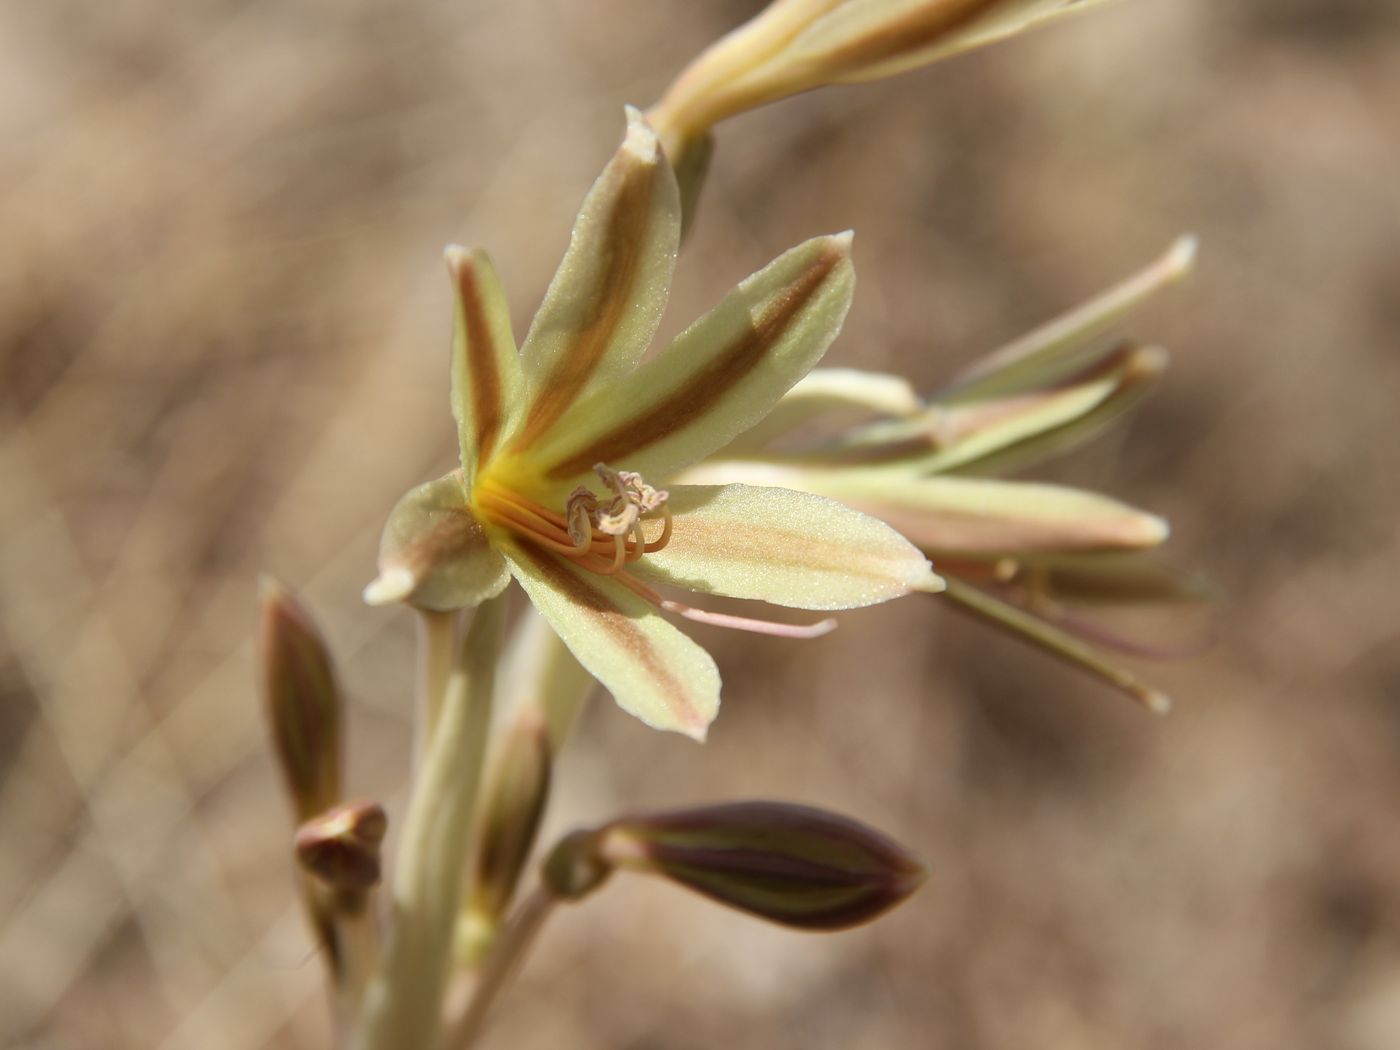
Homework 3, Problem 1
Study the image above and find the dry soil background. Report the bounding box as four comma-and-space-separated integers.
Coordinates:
2, 1, 1399, 1048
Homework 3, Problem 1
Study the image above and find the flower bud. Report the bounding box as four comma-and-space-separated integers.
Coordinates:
469, 713, 553, 923
295, 800, 389, 892
598, 801, 927, 930
363, 471, 510, 611
649, 1, 1113, 159
258, 577, 343, 821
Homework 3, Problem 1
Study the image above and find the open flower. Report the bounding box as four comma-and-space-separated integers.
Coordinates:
365, 110, 941, 740
682, 237, 1210, 711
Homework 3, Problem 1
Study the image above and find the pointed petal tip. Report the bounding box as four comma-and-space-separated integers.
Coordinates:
831, 229, 855, 252
621, 105, 661, 161
913, 568, 948, 595
1166, 234, 1199, 278
1127, 344, 1171, 379
257, 572, 287, 605
444, 243, 486, 275
362, 567, 417, 606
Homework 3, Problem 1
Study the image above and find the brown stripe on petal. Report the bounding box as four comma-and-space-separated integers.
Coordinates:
457, 260, 505, 465
545, 246, 842, 481
516, 152, 663, 448
512, 542, 695, 720
818, 0, 999, 77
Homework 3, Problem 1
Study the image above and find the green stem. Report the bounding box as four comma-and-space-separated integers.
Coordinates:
415, 609, 459, 770
353, 597, 505, 1050
442, 887, 558, 1050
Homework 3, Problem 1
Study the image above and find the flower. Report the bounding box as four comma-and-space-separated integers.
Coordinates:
365, 110, 941, 740
648, 0, 1118, 164
681, 237, 1210, 711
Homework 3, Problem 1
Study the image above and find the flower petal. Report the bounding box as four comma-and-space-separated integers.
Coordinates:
792, 0, 1121, 87
811, 342, 1164, 474
365, 472, 511, 611
722, 367, 922, 454
503, 541, 720, 741
633, 483, 941, 610
447, 248, 525, 481
522, 233, 855, 491
939, 235, 1196, 403
822, 474, 1170, 553
511, 108, 681, 449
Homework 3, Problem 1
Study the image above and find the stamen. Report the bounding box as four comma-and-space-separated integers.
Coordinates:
475, 465, 679, 580
644, 506, 673, 552
598, 533, 627, 576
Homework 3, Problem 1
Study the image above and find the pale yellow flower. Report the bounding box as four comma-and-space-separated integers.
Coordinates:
365, 111, 941, 740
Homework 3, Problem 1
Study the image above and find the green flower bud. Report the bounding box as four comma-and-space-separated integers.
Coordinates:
469, 713, 553, 923
598, 801, 927, 930
258, 577, 344, 821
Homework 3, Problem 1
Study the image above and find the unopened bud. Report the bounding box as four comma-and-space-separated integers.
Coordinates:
258, 577, 343, 821
365, 471, 510, 611
649, 1, 1111, 158
295, 800, 388, 892
470, 714, 553, 922
598, 801, 927, 930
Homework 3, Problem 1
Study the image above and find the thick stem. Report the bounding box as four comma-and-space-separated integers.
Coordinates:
415, 609, 459, 770
442, 888, 558, 1050
353, 598, 505, 1050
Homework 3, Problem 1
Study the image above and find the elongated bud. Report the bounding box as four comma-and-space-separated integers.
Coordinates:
600, 802, 927, 930
258, 577, 343, 821
649, 1, 1115, 159
469, 713, 553, 923
296, 800, 389, 892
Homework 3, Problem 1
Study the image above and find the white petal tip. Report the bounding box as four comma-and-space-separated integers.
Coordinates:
622, 106, 660, 159
1129, 344, 1171, 378
831, 229, 855, 251
1140, 514, 1172, 546
682, 722, 711, 743
362, 567, 416, 606
912, 569, 948, 595
443, 244, 472, 272
1165, 234, 1199, 279
1143, 690, 1173, 716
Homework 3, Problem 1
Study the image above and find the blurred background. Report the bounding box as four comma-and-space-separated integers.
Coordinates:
3, 0, 1398, 1047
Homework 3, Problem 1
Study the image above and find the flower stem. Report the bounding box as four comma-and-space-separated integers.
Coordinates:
415, 609, 459, 769
443, 887, 558, 1050
353, 597, 504, 1050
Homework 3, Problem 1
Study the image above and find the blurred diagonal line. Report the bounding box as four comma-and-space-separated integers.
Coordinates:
155, 902, 324, 1050
0, 432, 211, 1030
0, 422, 404, 1038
